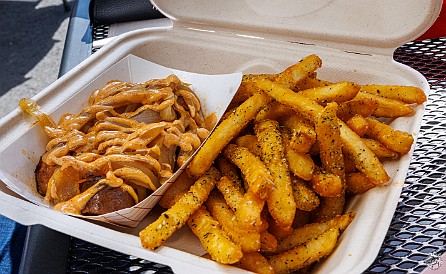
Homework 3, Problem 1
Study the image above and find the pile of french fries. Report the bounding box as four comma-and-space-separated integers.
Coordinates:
139, 54, 426, 273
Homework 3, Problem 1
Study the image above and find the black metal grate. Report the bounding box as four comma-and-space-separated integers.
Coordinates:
67, 35, 446, 273
91, 25, 109, 53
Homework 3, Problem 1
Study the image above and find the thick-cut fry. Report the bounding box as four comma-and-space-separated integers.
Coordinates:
355, 92, 414, 118
260, 232, 278, 253
291, 177, 320, 212
187, 92, 272, 178
216, 176, 244, 213
311, 195, 346, 223
282, 129, 314, 181
268, 228, 340, 273
159, 171, 195, 209
365, 117, 414, 154
315, 102, 345, 183
298, 81, 360, 104
223, 144, 274, 199
217, 157, 243, 187
346, 172, 376, 194
281, 114, 316, 154
309, 171, 343, 198
360, 84, 426, 104
346, 114, 369, 137
236, 190, 266, 231
234, 134, 262, 157
274, 212, 355, 254
205, 191, 261, 252
274, 54, 323, 89
295, 77, 331, 90
139, 167, 220, 250
255, 101, 294, 123
256, 120, 296, 229
188, 207, 243, 264
232, 252, 274, 274
337, 96, 378, 121
362, 138, 399, 159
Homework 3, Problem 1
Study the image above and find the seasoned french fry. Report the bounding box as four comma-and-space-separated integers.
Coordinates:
298, 81, 360, 104
187, 92, 272, 178
360, 84, 426, 104
255, 101, 294, 123
309, 171, 343, 198
315, 102, 345, 183
282, 129, 315, 180
216, 176, 244, 213
346, 114, 369, 137
268, 228, 340, 273
188, 207, 243, 264
274, 54, 323, 89
234, 134, 262, 157
365, 117, 414, 154
260, 232, 278, 253
346, 172, 376, 194
236, 190, 266, 231
311, 195, 346, 223
295, 77, 331, 90
274, 212, 355, 254
139, 167, 220, 250
256, 120, 296, 229
291, 177, 320, 212
159, 171, 195, 209
217, 156, 243, 187
281, 114, 316, 154
337, 96, 378, 121
205, 191, 261, 252
355, 92, 414, 118
362, 138, 399, 159
223, 144, 274, 199
233, 252, 274, 274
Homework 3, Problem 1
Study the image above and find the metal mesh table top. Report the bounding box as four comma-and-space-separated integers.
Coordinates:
66, 32, 446, 273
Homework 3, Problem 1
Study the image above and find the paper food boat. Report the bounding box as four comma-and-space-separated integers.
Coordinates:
0, 55, 242, 227
0, 0, 441, 273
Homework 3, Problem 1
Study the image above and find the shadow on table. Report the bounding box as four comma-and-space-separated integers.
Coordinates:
0, 1, 71, 96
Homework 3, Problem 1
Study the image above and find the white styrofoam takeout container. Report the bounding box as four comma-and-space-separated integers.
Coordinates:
0, 0, 441, 273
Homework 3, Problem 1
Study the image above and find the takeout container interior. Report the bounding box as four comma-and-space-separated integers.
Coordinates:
0, 0, 440, 273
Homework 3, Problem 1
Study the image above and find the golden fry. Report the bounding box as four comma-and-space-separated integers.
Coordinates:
260, 232, 278, 253
215, 176, 244, 213
274, 212, 355, 254
362, 138, 399, 159
311, 195, 346, 223
256, 120, 296, 229
355, 92, 414, 118
139, 167, 220, 250
268, 228, 340, 273
346, 114, 369, 137
188, 207, 243, 264
281, 114, 316, 154
223, 144, 274, 199
291, 177, 320, 212
234, 134, 262, 157
337, 96, 378, 121
309, 171, 343, 198
365, 117, 414, 154
346, 172, 376, 194
187, 92, 272, 178
274, 54, 323, 89
235, 190, 266, 231
298, 81, 360, 104
233, 252, 274, 274
295, 77, 331, 90
205, 191, 261, 252
255, 101, 294, 123
360, 84, 426, 104
315, 102, 345, 183
282, 129, 314, 181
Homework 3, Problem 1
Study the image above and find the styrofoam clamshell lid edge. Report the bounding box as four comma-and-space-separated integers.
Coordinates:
152, 0, 441, 53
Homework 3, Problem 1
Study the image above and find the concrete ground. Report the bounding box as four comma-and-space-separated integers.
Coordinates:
0, 0, 72, 118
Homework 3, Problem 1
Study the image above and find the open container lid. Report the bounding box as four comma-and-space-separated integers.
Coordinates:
152, 0, 441, 55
